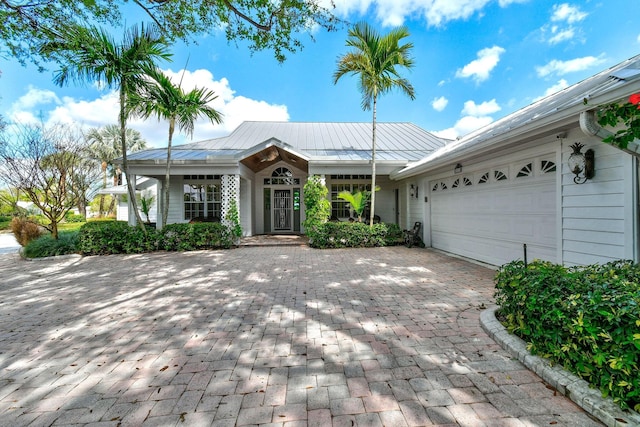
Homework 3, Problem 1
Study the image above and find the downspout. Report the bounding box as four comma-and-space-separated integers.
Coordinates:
579, 109, 640, 156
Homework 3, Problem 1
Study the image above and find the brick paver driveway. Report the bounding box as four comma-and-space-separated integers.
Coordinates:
0, 246, 601, 426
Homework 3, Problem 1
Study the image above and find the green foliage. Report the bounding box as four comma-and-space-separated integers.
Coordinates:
337, 190, 370, 222
495, 260, 640, 411
309, 222, 392, 249
77, 220, 234, 255
138, 190, 156, 224
65, 212, 85, 223
23, 232, 79, 258
596, 101, 640, 150
384, 223, 404, 245
0, 216, 11, 231
77, 221, 159, 255
225, 199, 243, 241
161, 223, 233, 251
302, 175, 331, 239
3, 1, 338, 68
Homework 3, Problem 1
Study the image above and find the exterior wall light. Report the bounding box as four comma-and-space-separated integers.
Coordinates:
454, 163, 463, 174
410, 184, 415, 198
568, 142, 595, 184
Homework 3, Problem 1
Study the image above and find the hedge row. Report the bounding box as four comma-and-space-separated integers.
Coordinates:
77, 221, 234, 255
307, 222, 403, 249
495, 260, 640, 411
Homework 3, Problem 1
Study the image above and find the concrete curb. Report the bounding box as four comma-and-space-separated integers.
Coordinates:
480, 306, 640, 427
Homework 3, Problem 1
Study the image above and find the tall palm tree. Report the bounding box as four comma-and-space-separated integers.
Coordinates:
86, 125, 147, 216
334, 22, 415, 226
41, 23, 172, 228
130, 68, 223, 228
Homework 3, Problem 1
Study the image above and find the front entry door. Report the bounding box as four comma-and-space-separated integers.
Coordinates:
273, 189, 292, 232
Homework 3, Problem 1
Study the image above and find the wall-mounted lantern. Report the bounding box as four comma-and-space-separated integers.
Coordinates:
454, 163, 463, 174
568, 142, 595, 184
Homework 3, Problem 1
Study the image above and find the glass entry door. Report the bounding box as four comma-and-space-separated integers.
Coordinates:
273, 189, 292, 231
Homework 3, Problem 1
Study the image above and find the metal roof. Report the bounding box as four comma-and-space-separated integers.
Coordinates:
126, 122, 446, 164
393, 54, 640, 178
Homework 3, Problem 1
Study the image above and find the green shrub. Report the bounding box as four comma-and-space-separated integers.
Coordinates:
77, 221, 159, 255
0, 215, 11, 231
23, 231, 79, 258
309, 222, 390, 248
495, 260, 640, 411
302, 175, 331, 237
65, 212, 85, 223
77, 221, 234, 255
384, 223, 404, 246
161, 223, 233, 251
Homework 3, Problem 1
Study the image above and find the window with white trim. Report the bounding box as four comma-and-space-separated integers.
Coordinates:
183, 177, 221, 220
330, 180, 371, 220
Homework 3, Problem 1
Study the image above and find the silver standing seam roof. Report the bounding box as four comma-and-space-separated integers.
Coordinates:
126, 122, 447, 163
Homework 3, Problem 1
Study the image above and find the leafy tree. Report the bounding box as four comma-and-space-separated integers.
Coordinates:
129, 68, 222, 228
596, 93, 640, 151
334, 22, 416, 226
86, 124, 147, 216
2, 0, 339, 68
302, 175, 330, 232
41, 23, 172, 229
0, 122, 94, 238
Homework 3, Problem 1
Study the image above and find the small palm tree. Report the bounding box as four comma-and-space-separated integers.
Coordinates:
86, 125, 147, 216
130, 68, 223, 228
42, 23, 172, 229
337, 190, 370, 222
334, 22, 415, 226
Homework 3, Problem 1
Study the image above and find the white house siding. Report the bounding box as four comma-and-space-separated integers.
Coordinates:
561, 133, 636, 266
427, 144, 559, 266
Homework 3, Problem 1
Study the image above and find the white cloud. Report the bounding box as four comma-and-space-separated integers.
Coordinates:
547, 27, 575, 44
551, 3, 587, 24
8, 69, 289, 147
533, 79, 569, 101
536, 55, 606, 77
432, 96, 449, 112
456, 46, 505, 83
461, 99, 501, 116
433, 98, 501, 139
432, 115, 494, 140
325, 0, 525, 27
637, 34, 640, 44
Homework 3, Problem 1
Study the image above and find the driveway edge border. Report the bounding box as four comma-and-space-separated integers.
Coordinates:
480, 306, 640, 427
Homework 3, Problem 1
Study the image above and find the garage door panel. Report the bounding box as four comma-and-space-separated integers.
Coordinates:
430, 158, 557, 266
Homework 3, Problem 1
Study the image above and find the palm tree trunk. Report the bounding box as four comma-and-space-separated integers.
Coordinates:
99, 162, 107, 216
369, 94, 377, 227
162, 120, 175, 229
119, 87, 146, 230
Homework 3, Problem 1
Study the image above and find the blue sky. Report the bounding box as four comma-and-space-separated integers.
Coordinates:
1, 0, 639, 147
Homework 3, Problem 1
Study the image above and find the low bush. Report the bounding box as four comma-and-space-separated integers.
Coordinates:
0, 215, 11, 231
495, 260, 640, 411
77, 221, 234, 255
10, 216, 44, 246
309, 222, 391, 248
161, 223, 233, 251
65, 212, 85, 223
23, 231, 79, 258
77, 221, 159, 255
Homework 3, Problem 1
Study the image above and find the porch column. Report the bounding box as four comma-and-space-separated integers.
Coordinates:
221, 174, 240, 228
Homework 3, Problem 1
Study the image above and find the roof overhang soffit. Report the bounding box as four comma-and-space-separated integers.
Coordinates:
239, 140, 309, 173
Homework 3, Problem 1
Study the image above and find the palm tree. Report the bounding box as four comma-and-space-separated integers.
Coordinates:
129, 68, 223, 228
86, 125, 147, 216
41, 23, 172, 228
334, 22, 415, 226
337, 189, 370, 223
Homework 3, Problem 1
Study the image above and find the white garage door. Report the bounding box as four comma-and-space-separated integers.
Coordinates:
429, 156, 557, 266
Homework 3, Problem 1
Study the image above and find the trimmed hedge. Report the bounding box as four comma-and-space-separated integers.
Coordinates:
495, 260, 640, 411
308, 222, 400, 248
77, 221, 234, 255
